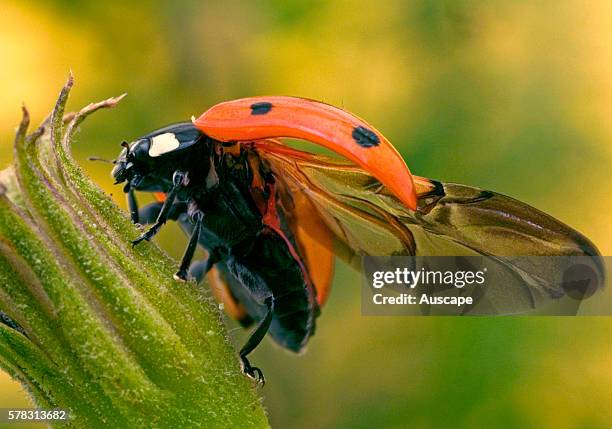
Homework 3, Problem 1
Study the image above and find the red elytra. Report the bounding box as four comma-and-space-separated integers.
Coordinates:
193, 96, 417, 211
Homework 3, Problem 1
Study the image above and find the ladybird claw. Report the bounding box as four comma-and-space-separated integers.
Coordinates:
240, 356, 265, 385
132, 224, 161, 247
173, 269, 189, 282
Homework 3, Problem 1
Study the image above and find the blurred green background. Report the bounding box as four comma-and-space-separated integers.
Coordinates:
1, 1, 611, 428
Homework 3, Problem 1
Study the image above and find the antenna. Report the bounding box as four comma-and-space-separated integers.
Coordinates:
87, 156, 115, 164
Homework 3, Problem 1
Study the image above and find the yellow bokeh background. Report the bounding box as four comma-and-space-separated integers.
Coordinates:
0, 1, 611, 428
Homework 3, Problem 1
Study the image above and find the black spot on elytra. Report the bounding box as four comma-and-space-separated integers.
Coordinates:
250, 102, 273, 115
352, 126, 380, 148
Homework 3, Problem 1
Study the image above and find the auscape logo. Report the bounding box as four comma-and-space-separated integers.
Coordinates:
361, 255, 609, 316
368, 266, 487, 309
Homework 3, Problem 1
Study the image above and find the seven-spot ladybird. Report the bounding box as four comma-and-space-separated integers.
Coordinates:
111, 96, 602, 382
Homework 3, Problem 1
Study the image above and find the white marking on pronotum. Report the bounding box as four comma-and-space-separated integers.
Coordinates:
149, 133, 180, 157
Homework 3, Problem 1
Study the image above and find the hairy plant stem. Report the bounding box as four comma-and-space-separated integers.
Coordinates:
0, 75, 269, 428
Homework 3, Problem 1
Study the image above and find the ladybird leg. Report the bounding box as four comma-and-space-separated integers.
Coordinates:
239, 297, 274, 384
127, 188, 139, 223
174, 211, 204, 281
132, 171, 185, 246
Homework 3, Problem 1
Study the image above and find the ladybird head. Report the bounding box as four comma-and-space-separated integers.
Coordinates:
112, 122, 205, 192
111, 140, 141, 186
